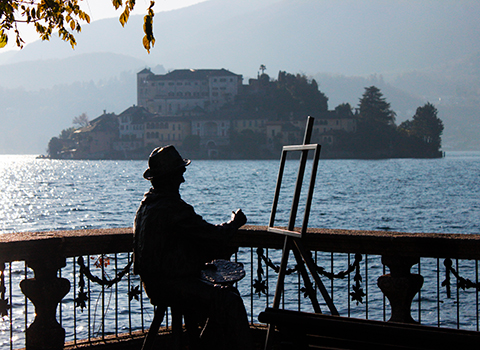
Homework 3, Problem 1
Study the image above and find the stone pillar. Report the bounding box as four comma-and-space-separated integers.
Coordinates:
377, 255, 423, 324
20, 256, 70, 350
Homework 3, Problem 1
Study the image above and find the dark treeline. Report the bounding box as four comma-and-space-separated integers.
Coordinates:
330, 86, 444, 158
237, 72, 444, 158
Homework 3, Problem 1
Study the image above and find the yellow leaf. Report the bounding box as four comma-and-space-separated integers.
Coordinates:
0, 31, 8, 49
143, 36, 150, 53
70, 20, 75, 31
112, 0, 122, 10
119, 12, 128, 26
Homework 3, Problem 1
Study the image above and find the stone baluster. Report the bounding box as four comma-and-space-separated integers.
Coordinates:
20, 255, 70, 350
377, 255, 423, 324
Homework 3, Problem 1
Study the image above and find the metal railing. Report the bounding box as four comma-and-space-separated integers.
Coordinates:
1, 226, 480, 349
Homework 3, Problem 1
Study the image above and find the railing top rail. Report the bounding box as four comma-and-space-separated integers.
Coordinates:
1, 226, 480, 263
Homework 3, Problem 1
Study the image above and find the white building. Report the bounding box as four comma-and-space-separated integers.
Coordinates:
137, 68, 243, 115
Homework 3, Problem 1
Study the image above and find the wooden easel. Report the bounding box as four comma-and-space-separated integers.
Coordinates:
265, 116, 338, 349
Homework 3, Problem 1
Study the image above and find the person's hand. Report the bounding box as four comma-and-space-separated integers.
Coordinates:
231, 208, 247, 228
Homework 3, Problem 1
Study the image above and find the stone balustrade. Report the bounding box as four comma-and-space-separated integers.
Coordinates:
2, 226, 480, 349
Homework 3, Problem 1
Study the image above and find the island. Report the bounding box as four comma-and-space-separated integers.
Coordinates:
46, 68, 444, 160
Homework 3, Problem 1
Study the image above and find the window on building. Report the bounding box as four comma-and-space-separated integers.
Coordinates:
168, 82, 174, 86
173, 124, 175, 131
177, 82, 182, 85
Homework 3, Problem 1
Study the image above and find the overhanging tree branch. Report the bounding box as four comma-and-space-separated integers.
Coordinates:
0, 0, 155, 52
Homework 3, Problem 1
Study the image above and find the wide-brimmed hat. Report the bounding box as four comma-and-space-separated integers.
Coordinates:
143, 145, 190, 180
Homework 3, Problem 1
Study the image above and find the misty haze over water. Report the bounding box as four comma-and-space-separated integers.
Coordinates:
1, 0, 480, 153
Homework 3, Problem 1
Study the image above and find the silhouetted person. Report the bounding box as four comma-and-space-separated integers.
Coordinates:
133, 145, 253, 350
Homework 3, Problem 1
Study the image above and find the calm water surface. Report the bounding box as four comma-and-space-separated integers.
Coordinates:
1, 152, 479, 234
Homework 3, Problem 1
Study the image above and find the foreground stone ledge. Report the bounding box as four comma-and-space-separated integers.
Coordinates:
1, 226, 480, 263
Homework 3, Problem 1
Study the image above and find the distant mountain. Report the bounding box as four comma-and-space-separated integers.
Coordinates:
0, 52, 148, 89
1, 0, 480, 153
3, 0, 480, 77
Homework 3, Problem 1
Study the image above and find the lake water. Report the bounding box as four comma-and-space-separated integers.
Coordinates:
1, 152, 479, 235
1, 151, 480, 345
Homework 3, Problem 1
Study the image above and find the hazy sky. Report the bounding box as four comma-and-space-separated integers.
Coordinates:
81, 0, 207, 20
3, 0, 208, 50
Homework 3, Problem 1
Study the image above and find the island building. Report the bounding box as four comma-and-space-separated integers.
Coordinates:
137, 68, 242, 115
64, 68, 358, 159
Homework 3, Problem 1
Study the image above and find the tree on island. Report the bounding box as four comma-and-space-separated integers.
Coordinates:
358, 86, 396, 125
240, 71, 328, 115
398, 102, 444, 157
0, 0, 155, 52
350, 86, 398, 157
72, 113, 89, 128
334, 103, 355, 117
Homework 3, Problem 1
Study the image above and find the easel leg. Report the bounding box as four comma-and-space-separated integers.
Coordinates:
294, 239, 339, 316
291, 245, 322, 314
264, 237, 291, 350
